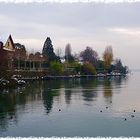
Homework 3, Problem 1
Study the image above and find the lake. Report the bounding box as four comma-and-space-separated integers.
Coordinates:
0, 72, 140, 137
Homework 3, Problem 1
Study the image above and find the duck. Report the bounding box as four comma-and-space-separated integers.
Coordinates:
131, 115, 135, 118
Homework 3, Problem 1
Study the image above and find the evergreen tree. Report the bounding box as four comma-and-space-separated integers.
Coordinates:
114, 59, 128, 74
42, 37, 60, 64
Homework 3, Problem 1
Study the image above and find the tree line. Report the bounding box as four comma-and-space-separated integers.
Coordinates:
41, 37, 128, 75
0, 37, 128, 76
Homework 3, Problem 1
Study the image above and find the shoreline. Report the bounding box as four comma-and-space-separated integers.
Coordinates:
0, 73, 127, 89
20, 73, 126, 80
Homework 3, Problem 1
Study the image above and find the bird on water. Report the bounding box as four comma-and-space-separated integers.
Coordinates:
131, 115, 135, 118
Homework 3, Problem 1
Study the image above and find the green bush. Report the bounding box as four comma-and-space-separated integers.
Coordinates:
50, 61, 64, 76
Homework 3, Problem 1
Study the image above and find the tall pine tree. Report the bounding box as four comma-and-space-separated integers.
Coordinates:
42, 37, 60, 64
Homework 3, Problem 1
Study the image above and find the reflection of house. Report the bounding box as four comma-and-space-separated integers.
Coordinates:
0, 35, 15, 70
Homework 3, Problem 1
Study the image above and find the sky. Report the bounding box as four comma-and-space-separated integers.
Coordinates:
0, 1, 140, 69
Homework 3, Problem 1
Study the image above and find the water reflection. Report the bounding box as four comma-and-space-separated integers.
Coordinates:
102, 76, 127, 104
103, 79, 113, 103
0, 76, 128, 135
81, 79, 98, 104
64, 80, 74, 105
0, 81, 44, 132
42, 80, 62, 114
42, 90, 53, 114
0, 92, 18, 131
65, 90, 72, 105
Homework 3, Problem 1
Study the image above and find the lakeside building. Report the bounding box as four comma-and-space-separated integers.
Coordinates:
0, 35, 15, 70
0, 35, 45, 72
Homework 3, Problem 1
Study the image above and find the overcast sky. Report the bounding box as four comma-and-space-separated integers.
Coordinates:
0, 1, 140, 69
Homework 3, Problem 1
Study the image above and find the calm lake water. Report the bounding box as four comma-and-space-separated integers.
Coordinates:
0, 72, 140, 137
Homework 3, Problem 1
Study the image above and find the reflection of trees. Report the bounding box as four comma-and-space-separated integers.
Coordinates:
0, 76, 128, 133
0, 80, 62, 132
0, 81, 44, 131
103, 76, 125, 103
42, 90, 53, 114
42, 80, 62, 89
80, 79, 98, 103
65, 89, 72, 105
112, 76, 124, 86
80, 78, 98, 89
25, 81, 42, 102
103, 80, 113, 103
64, 80, 73, 105
42, 80, 62, 114
0, 92, 18, 131
82, 90, 97, 102
63, 79, 81, 105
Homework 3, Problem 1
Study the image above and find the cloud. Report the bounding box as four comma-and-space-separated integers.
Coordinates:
109, 27, 140, 36
1, 2, 140, 69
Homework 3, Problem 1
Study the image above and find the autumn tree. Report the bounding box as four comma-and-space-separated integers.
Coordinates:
81, 62, 97, 75
80, 46, 98, 67
103, 46, 113, 70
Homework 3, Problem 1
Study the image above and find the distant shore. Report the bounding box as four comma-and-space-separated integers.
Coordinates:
20, 73, 126, 81
0, 73, 127, 89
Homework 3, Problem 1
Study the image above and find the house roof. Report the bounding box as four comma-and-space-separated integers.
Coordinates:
3, 35, 15, 52
8, 35, 15, 48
